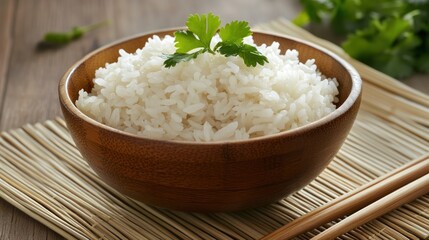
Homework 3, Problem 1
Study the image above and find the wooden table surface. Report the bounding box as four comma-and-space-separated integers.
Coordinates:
0, 1, 428, 239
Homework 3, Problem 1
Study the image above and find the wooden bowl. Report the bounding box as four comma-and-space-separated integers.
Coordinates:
59, 29, 362, 212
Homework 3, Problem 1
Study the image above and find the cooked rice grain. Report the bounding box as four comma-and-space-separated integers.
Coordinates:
76, 35, 339, 141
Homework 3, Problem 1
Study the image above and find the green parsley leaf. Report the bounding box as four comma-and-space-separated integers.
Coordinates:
342, 16, 421, 78
174, 30, 205, 53
296, 0, 429, 79
186, 13, 221, 49
373, 54, 414, 79
163, 50, 203, 68
292, 11, 310, 27
219, 21, 251, 44
416, 54, 429, 74
216, 20, 267, 67
163, 13, 268, 68
216, 42, 268, 67
238, 44, 269, 67
216, 42, 242, 57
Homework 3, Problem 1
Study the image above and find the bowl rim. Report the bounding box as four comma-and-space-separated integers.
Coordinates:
59, 28, 362, 146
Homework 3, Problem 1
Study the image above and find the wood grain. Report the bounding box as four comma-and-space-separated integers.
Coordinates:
0, 0, 427, 239
0, 0, 13, 114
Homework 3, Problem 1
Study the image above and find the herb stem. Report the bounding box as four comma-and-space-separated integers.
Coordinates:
79, 20, 110, 33
40, 19, 109, 47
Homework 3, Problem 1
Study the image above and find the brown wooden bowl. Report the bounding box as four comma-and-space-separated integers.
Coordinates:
59, 29, 362, 212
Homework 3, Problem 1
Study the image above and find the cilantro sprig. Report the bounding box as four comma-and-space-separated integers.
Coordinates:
39, 20, 109, 48
294, 0, 429, 79
164, 13, 268, 68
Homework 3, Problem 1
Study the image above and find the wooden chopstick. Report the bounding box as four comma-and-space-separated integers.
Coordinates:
261, 153, 429, 240
312, 173, 429, 239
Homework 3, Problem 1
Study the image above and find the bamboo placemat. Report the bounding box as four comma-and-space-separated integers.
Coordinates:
1, 19, 429, 240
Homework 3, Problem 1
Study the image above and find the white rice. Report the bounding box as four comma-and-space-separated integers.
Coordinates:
76, 35, 339, 142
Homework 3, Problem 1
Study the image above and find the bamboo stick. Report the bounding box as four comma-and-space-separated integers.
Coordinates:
260, 154, 429, 240
312, 174, 429, 240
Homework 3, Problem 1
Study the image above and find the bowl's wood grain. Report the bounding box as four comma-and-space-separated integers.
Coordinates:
59, 30, 361, 212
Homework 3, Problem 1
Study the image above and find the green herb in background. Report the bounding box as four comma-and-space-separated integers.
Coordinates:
295, 0, 429, 79
164, 13, 268, 68
40, 20, 109, 46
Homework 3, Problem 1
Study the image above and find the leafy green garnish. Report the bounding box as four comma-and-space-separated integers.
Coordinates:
295, 0, 429, 79
163, 13, 268, 68
40, 20, 109, 46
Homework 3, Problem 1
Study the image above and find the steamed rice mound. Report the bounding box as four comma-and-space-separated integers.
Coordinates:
76, 35, 339, 142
